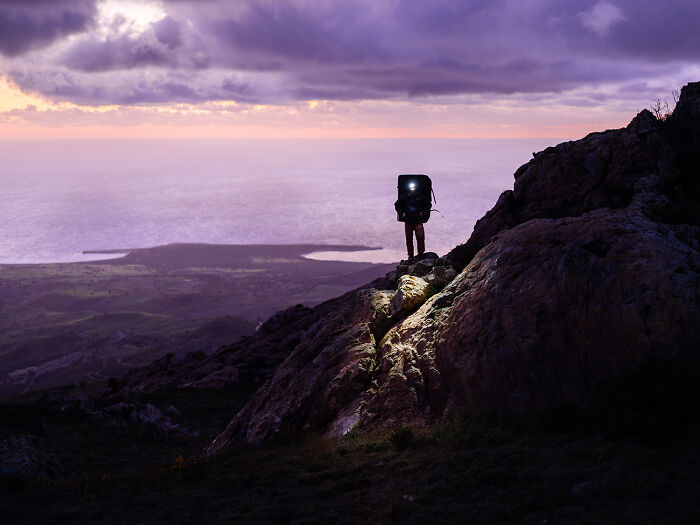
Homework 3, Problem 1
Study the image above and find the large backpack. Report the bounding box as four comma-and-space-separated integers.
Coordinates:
396, 174, 434, 224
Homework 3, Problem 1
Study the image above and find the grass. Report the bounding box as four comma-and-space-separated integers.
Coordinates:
1, 356, 699, 523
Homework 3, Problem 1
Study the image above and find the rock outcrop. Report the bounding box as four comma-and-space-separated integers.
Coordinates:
0, 435, 62, 480
128, 83, 700, 455
390, 275, 430, 315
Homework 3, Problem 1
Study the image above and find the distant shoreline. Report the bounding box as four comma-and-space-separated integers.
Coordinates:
81, 249, 135, 254
82, 243, 382, 256
82, 243, 399, 265
0, 243, 393, 267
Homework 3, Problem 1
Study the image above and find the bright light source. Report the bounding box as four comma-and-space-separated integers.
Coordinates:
96, 0, 167, 39
409, 182, 416, 190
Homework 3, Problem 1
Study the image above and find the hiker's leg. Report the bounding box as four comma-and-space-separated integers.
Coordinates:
404, 223, 414, 258
416, 223, 425, 255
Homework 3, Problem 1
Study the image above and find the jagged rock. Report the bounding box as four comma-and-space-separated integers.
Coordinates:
672, 81, 700, 119
206, 83, 699, 450
0, 435, 62, 480
390, 275, 430, 316
404, 252, 440, 276
206, 288, 396, 451
357, 207, 699, 428
128, 83, 700, 453
424, 265, 457, 289
104, 401, 135, 417
165, 405, 181, 417
136, 404, 164, 425
446, 106, 679, 271
116, 402, 183, 433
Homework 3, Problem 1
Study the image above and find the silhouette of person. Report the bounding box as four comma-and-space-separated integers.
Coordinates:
404, 221, 425, 260
395, 185, 428, 260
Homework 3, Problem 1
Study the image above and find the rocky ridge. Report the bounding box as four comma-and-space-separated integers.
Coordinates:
122, 83, 700, 455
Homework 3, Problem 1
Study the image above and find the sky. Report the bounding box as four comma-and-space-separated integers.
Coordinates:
0, 0, 699, 139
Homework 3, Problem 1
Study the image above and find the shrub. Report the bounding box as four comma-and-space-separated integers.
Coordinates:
389, 425, 415, 452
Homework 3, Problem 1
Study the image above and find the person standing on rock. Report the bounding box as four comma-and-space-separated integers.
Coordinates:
395, 174, 434, 260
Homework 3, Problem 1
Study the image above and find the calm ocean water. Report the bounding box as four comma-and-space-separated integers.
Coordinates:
0, 138, 561, 264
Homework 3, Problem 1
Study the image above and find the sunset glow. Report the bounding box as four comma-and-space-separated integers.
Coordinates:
0, 74, 652, 140
0, 1, 697, 139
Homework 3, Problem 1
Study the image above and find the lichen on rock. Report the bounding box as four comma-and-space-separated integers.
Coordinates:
390, 274, 430, 316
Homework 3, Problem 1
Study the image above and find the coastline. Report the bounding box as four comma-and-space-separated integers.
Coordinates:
0, 242, 396, 398
0, 243, 387, 266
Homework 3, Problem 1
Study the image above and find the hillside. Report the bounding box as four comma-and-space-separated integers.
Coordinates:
112, 84, 700, 457
0, 244, 393, 399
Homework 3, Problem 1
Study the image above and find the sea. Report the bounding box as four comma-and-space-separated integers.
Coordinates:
0, 138, 562, 264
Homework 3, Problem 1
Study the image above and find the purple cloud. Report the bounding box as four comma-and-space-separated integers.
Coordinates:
0, 0, 96, 57
209, 2, 387, 66
8, 68, 259, 105
1, 0, 699, 105
153, 16, 182, 50
62, 34, 173, 72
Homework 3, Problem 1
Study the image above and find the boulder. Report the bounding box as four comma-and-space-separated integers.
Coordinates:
424, 265, 457, 289
0, 435, 62, 480
390, 275, 430, 316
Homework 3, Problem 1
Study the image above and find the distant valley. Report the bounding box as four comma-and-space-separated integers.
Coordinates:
0, 243, 394, 399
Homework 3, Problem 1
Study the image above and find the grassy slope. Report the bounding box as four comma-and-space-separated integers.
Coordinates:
1, 358, 699, 524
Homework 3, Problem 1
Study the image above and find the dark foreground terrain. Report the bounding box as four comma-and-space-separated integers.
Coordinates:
1, 357, 699, 524
0, 244, 393, 399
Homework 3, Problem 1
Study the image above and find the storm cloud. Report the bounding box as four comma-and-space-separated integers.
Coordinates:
0, 0, 97, 57
1, 0, 698, 105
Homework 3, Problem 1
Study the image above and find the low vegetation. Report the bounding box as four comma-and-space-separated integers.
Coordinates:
1, 356, 699, 523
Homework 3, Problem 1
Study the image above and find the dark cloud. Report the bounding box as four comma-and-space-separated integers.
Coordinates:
221, 76, 252, 97
392, 0, 500, 35
594, 0, 700, 60
153, 16, 182, 50
62, 34, 173, 72
121, 81, 198, 104
0, 0, 96, 57
209, 2, 386, 65
9, 67, 259, 105
2, 0, 699, 104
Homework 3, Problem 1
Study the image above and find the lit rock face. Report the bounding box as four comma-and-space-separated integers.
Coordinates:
390, 275, 429, 316
204, 259, 466, 453
359, 208, 699, 430
201, 83, 700, 453
207, 289, 395, 449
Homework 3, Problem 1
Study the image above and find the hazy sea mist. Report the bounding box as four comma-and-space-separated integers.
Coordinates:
0, 138, 561, 264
